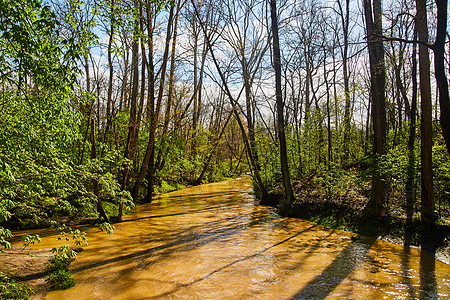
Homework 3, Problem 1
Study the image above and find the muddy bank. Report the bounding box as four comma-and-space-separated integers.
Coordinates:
0, 246, 53, 299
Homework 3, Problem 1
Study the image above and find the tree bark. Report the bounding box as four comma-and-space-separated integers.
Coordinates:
338, 0, 351, 164
363, 0, 386, 213
104, 0, 115, 143
433, 0, 450, 154
415, 0, 434, 223
270, 0, 294, 211
132, 3, 175, 202
117, 0, 140, 222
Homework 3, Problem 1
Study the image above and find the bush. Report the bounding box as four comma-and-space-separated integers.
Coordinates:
45, 232, 86, 290
0, 273, 34, 300
45, 255, 71, 275
45, 269, 75, 290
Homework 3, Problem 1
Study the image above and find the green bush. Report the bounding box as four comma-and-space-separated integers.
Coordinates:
45, 269, 75, 290
0, 273, 34, 300
45, 255, 71, 275
45, 249, 75, 290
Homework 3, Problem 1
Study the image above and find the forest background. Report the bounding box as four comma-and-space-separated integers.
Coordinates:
0, 0, 450, 251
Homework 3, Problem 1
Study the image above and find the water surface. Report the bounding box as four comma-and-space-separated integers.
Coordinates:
18, 177, 450, 299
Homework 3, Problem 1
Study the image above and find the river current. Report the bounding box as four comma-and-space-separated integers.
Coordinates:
16, 177, 450, 299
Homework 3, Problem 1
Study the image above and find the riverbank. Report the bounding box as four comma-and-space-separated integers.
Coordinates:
260, 172, 450, 265
0, 246, 53, 299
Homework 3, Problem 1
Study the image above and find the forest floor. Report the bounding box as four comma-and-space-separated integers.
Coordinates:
261, 172, 450, 265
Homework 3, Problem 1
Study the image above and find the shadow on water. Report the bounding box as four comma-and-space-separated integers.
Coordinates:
154, 190, 243, 202
291, 236, 376, 299
419, 227, 437, 299
70, 211, 268, 274
121, 203, 248, 223
150, 225, 318, 299
400, 149, 417, 298
25, 178, 450, 299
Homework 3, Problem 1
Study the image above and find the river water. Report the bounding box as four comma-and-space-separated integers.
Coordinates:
17, 177, 450, 299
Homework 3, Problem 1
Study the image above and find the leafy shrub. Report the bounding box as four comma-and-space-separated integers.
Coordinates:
45, 246, 77, 290
160, 180, 176, 193
0, 227, 12, 249
43, 224, 88, 290
45, 269, 75, 290
0, 273, 34, 300
45, 254, 72, 275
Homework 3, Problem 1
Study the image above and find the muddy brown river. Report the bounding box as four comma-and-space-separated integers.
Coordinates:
14, 177, 450, 299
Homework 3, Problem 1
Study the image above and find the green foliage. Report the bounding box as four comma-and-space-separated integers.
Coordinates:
21, 234, 41, 251
0, 0, 88, 229
0, 273, 34, 300
432, 141, 450, 218
43, 223, 87, 291
0, 0, 79, 89
0, 227, 12, 249
98, 222, 115, 235
45, 269, 75, 290
45, 250, 73, 275
160, 181, 176, 193
52, 223, 87, 246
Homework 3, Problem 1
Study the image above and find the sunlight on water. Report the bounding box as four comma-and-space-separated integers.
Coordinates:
14, 177, 450, 299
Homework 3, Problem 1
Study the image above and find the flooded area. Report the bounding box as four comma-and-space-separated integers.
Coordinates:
13, 177, 450, 299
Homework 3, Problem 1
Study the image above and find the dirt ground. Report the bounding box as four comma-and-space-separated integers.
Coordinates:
0, 246, 53, 299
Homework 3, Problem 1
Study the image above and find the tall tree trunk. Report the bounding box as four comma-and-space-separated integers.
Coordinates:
408, 29, 418, 153
162, 0, 181, 135
270, 0, 294, 212
132, 3, 175, 202
192, 14, 199, 136
119, 40, 130, 112
323, 48, 332, 168
415, 0, 434, 223
104, 0, 115, 143
338, 0, 351, 164
363, 0, 386, 213
405, 27, 418, 243
433, 0, 450, 154
154, 0, 182, 173
117, 0, 141, 222
243, 66, 260, 172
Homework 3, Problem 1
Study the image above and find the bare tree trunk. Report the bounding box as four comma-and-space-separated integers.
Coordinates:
162, 0, 182, 135
338, 0, 351, 164
415, 0, 434, 223
408, 28, 418, 152
104, 0, 115, 143
363, 0, 386, 213
117, 0, 141, 222
433, 0, 450, 154
270, 0, 294, 212
323, 47, 332, 169
133, 3, 175, 202
405, 27, 418, 241
192, 13, 199, 136
154, 0, 182, 174
191, 0, 268, 198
